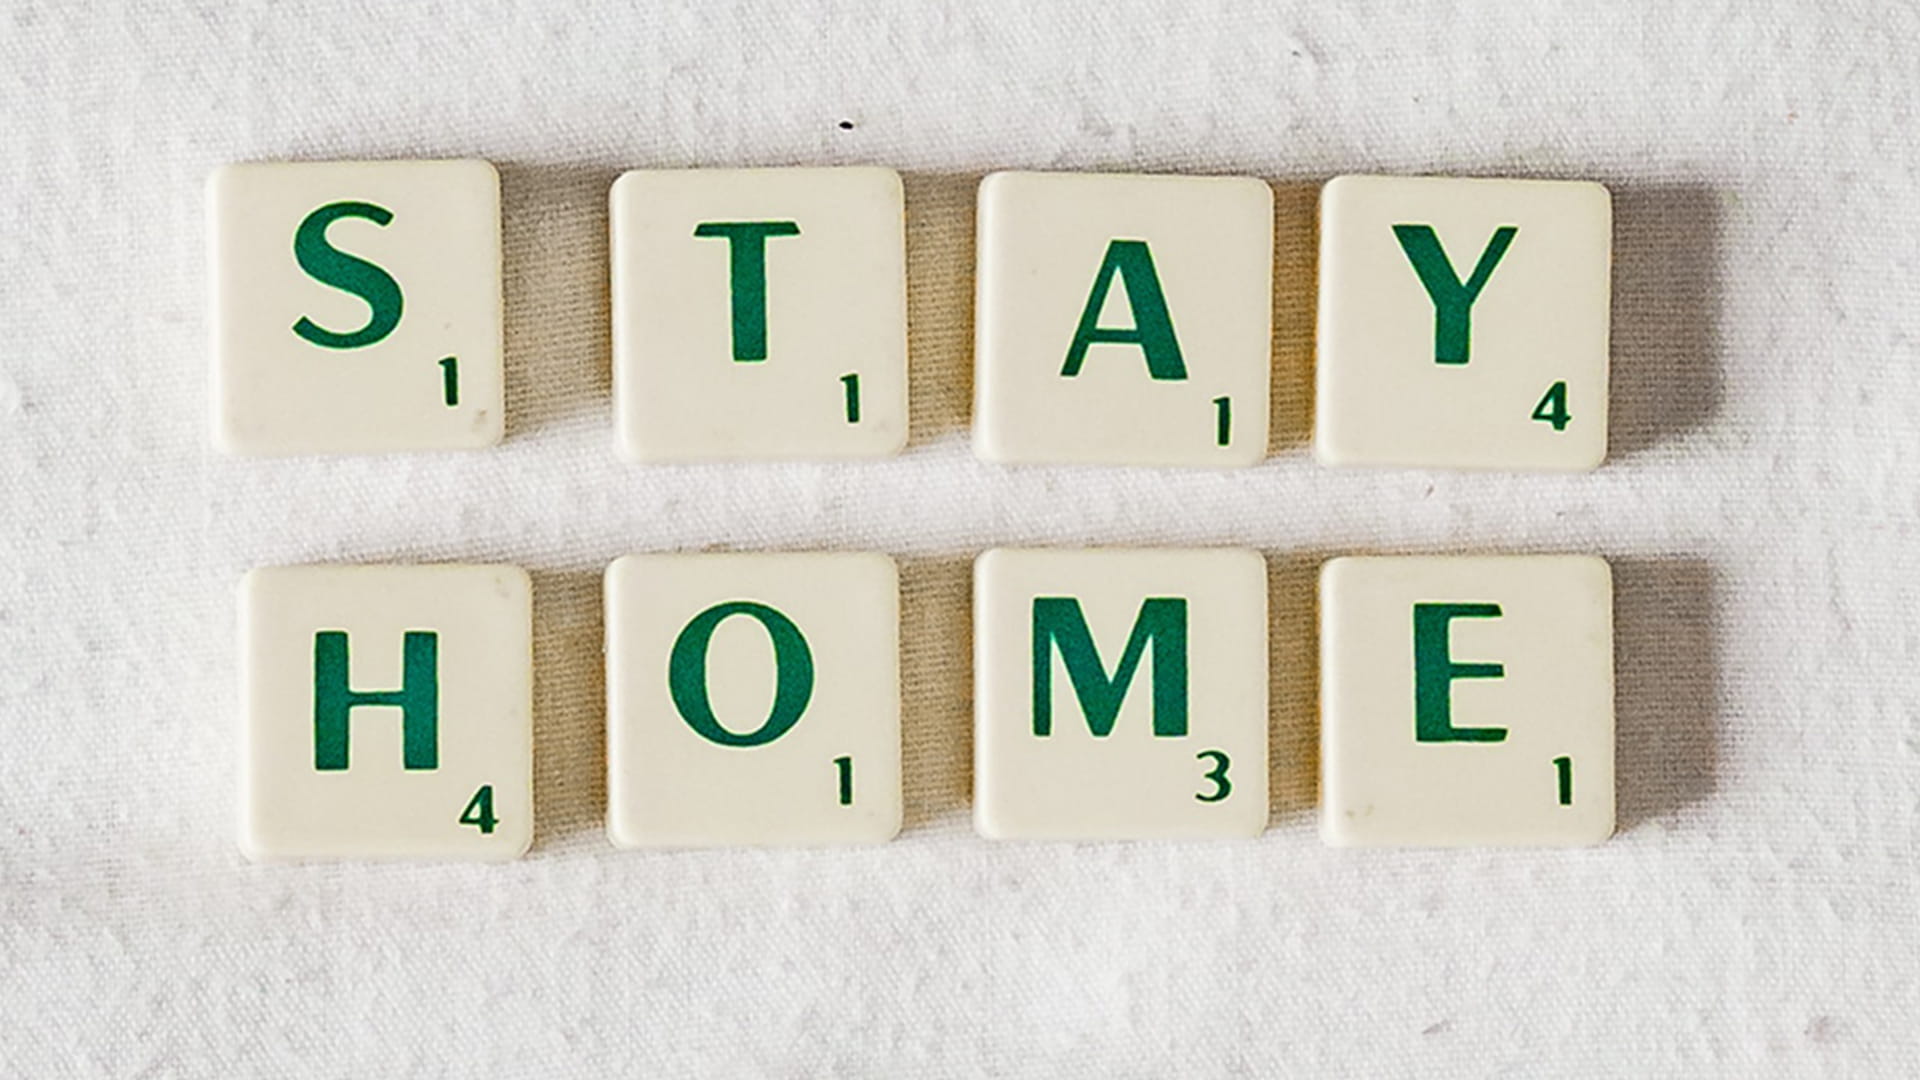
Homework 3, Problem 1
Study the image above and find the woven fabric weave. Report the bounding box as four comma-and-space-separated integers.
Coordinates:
1, 2, 1915, 1075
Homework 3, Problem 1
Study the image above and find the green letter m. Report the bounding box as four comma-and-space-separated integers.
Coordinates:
1031, 597, 1188, 737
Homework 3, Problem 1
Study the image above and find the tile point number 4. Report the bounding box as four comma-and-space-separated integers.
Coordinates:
236, 552, 1618, 856
209, 162, 1616, 472
1314, 175, 1612, 472
238, 564, 533, 862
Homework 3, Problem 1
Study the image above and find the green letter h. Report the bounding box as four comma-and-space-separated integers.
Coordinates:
312, 630, 439, 771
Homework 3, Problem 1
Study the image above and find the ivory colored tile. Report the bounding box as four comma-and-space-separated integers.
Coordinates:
1315, 175, 1612, 471
209, 160, 503, 454
973, 172, 1273, 467
238, 564, 533, 861
974, 548, 1269, 840
1319, 555, 1615, 847
611, 167, 907, 462
605, 553, 901, 847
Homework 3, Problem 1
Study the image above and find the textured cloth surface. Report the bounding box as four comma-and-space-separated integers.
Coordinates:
2, 2, 1918, 1076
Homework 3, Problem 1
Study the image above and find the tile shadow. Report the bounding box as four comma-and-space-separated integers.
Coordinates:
1263, 551, 1719, 833
1267, 554, 1319, 826
497, 163, 618, 439
899, 555, 973, 829
903, 172, 979, 446
1270, 182, 1317, 453
1608, 183, 1725, 455
1612, 556, 1719, 827
528, 568, 606, 849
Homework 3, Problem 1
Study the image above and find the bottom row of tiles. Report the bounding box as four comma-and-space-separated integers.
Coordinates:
238, 550, 1616, 861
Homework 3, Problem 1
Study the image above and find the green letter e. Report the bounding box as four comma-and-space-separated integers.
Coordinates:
1411, 602, 1507, 742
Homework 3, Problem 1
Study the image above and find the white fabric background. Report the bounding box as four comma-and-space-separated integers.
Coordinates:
2, 2, 1916, 1076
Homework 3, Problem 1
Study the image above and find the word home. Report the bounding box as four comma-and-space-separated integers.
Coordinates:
236, 552, 1615, 860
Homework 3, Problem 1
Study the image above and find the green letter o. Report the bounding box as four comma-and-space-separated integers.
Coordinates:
668, 601, 814, 747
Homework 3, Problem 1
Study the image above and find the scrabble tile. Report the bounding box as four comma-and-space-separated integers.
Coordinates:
238, 564, 533, 861
605, 553, 901, 847
209, 160, 503, 454
973, 172, 1273, 467
1314, 175, 1612, 471
974, 548, 1269, 839
611, 167, 907, 461
1319, 555, 1615, 847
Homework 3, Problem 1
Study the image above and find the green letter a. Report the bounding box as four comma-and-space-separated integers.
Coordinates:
1061, 239, 1188, 381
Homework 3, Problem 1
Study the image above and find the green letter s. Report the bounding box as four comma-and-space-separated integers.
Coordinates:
291, 200, 405, 350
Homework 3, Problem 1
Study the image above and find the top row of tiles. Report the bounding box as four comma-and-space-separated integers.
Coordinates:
209, 162, 1612, 470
